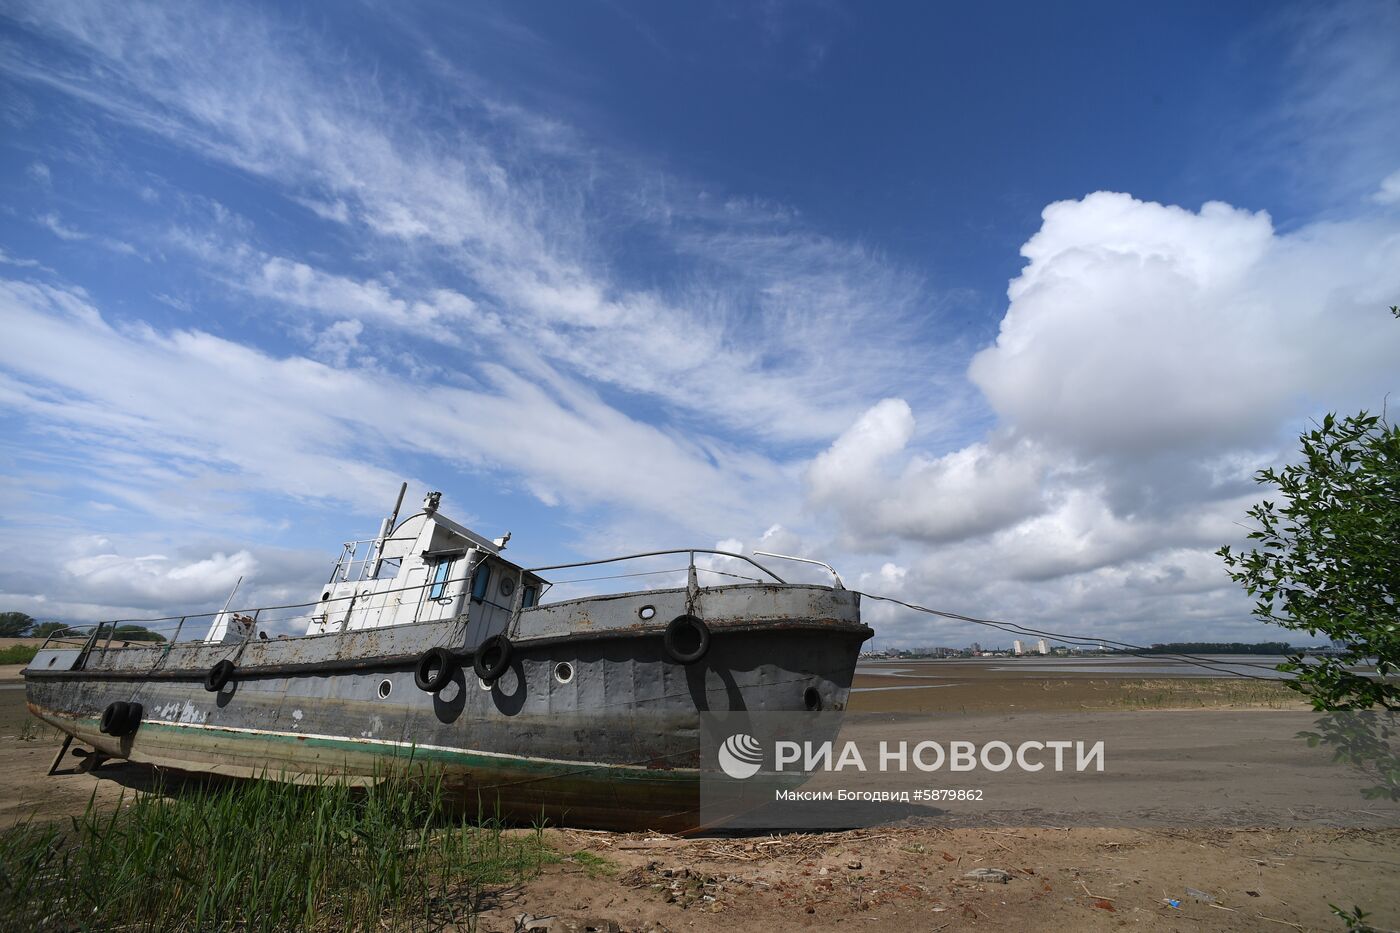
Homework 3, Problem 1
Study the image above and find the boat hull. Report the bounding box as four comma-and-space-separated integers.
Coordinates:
25, 584, 868, 832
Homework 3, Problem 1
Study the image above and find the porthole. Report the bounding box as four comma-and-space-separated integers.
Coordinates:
499, 576, 515, 598
553, 662, 574, 684
321, 592, 330, 601
803, 686, 823, 712
377, 679, 393, 699
638, 605, 656, 621
47, 656, 57, 667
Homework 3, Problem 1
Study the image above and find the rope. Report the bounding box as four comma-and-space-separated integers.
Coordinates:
853, 590, 1284, 681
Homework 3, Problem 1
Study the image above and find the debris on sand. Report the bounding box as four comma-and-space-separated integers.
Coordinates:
621, 862, 728, 911
962, 868, 1012, 883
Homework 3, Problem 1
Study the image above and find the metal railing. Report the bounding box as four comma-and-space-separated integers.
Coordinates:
32, 547, 809, 657
327, 536, 416, 584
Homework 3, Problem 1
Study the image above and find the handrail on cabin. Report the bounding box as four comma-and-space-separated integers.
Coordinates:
526, 548, 787, 585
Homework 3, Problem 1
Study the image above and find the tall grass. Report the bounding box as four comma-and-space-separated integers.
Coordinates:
0, 769, 550, 931
1108, 678, 1300, 710
0, 644, 39, 664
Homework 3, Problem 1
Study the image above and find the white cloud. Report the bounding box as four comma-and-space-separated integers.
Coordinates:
810, 191, 1399, 648
309, 319, 364, 368
4, 0, 1396, 648
808, 399, 1049, 545
3, 0, 944, 446
0, 248, 47, 270
808, 398, 914, 506
1375, 168, 1400, 205
0, 275, 786, 536
37, 211, 87, 241
249, 258, 484, 336
0, 525, 330, 627
64, 549, 256, 605
37, 212, 139, 256
970, 192, 1400, 457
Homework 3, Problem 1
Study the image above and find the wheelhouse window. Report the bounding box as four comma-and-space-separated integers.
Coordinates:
521, 585, 538, 609
471, 562, 492, 602
428, 557, 453, 600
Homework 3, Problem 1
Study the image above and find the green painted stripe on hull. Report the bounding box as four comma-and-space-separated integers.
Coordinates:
47, 712, 698, 785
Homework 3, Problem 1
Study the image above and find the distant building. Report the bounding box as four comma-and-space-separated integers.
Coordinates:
1013, 640, 1024, 656
1036, 638, 1049, 655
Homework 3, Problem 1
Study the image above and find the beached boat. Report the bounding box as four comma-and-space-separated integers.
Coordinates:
23, 487, 870, 831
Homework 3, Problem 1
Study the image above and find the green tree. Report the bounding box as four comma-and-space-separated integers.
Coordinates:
0, 611, 35, 637
1218, 410, 1399, 710
31, 621, 70, 637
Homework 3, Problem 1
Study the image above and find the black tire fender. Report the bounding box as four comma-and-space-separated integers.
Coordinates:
473, 634, 513, 683
205, 659, 236, 693
664, 614, 710, 665
120, 702, 143, 736
414, 647, 458, 693
99, 701, 129, 736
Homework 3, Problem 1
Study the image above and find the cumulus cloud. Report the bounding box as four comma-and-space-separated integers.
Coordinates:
812, 191, 1400, 647
808, 398, 914, 505
970, 192, 1400, 457
808, 399, 1048, 545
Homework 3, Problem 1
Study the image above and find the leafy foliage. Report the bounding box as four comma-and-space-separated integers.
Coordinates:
1218, 410, 1399, 710
0, 645, 39, 665
1135, 642, 1293, 655
1330, 903, 1376, 933
0, 611, 35, 637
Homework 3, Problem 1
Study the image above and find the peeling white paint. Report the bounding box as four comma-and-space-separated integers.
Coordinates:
156, 700, 206, 724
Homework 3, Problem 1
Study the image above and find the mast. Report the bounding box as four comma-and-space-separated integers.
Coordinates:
371, 482, 409, 578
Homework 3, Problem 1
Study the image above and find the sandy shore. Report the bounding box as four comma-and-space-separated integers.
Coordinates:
472, 823, 1400, 932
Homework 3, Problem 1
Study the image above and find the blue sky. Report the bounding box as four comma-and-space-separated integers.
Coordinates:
1, 0, 1397, 647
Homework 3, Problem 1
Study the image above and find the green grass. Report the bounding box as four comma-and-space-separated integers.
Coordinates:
0, 768, 551, 931
0, 644, 38, 665
564, 849, 617, 877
